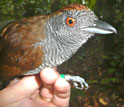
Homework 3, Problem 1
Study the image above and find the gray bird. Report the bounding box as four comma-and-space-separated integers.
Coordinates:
0, 4, 116, 89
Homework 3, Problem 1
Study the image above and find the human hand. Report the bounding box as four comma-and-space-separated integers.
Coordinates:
0, 68, 71, 107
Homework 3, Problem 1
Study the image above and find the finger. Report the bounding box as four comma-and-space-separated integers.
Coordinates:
0, 75, 42, 106
52, 78, 71, 107
40, 67, 59, 99
18, 75, 42, 96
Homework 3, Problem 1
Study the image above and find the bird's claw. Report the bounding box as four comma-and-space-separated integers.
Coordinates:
63, 74, 89, 90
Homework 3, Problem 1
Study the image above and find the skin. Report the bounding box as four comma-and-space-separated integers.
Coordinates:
0, 68, 71, 107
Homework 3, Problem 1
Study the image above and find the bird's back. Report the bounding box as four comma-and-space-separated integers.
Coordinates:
0, 15, 47, 81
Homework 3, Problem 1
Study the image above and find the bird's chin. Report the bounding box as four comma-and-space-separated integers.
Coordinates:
78, 33, 94, 46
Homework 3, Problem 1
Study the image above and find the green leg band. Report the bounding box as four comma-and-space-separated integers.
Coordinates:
60, 74, 65, 78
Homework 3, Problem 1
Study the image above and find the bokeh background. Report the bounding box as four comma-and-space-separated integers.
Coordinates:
0, 0, 124, 107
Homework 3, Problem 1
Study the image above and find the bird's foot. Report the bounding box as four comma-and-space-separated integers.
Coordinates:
61, 74, 89, 90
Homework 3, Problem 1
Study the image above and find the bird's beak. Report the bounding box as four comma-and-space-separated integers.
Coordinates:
82, 20, 117, 34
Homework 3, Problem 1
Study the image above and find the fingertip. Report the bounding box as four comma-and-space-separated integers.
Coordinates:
40, 68, 59, 88
52, 78, 71, 106
54, 78, 70, 94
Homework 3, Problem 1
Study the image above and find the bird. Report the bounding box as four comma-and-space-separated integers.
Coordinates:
0, 4, 116, 89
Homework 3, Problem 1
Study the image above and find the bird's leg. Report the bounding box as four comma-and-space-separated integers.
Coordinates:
61, 74, 89, 90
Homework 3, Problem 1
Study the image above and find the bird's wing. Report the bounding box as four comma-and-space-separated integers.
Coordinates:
0, 16, 46, 80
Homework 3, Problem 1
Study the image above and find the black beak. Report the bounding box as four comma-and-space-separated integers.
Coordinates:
82, 20, 117, 34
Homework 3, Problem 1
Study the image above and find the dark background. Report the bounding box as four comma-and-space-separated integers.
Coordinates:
0, 0, 124, 107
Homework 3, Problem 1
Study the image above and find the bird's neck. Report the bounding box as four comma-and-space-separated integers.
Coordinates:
42, 23, 81, 68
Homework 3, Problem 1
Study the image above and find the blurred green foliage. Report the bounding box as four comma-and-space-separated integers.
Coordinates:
0, 0, 97, 20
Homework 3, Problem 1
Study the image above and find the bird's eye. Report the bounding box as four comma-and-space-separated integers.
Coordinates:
66, 17, 76, 27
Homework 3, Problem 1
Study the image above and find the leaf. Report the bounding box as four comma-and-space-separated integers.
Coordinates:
107, 68, 116, 73
99, 97, 108, 105
100, 78, 117, 85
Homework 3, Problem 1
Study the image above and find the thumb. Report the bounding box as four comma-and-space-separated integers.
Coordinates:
0, 75, 42, 106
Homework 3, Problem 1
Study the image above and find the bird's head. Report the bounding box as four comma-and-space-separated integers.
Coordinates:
47, 4, 116, 46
